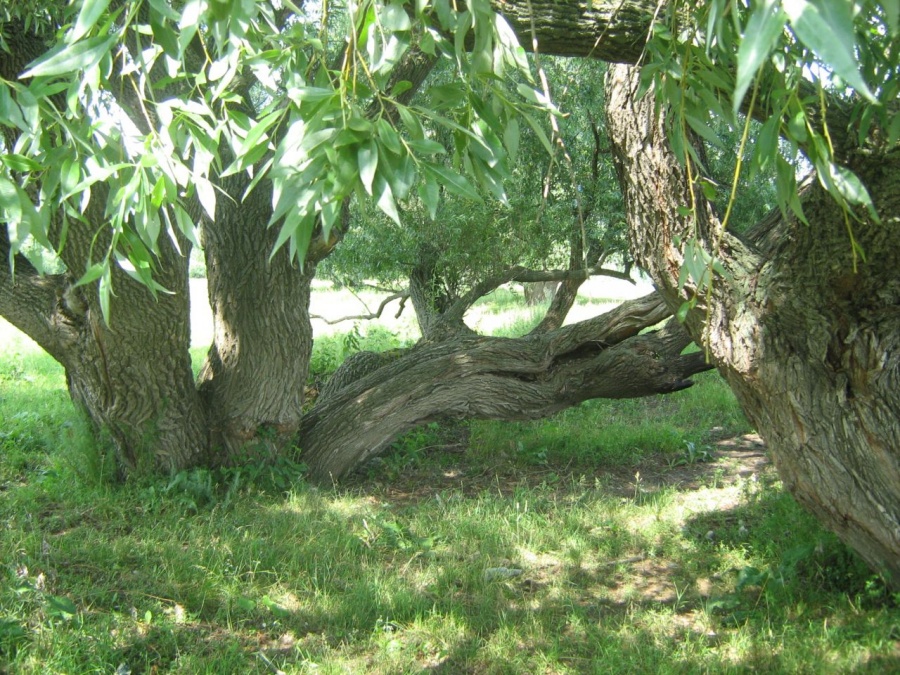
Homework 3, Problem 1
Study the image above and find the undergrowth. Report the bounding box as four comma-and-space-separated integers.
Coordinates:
2, 310, 898, 673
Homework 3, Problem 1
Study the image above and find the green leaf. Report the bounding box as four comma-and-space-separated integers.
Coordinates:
503, 118, 519, 163
74, 262, 105, 288
521, 113, 554, 155
178, 0, 203, 54
71, 0, 112, 42
423, 163, 482, 202
884, 0, 899, 35
236, 597, 256, 612
288, 87, 336, 104
782, 0, 877, 101
150, 14, 180, 59
421, 30, 436, 55
1, 154, 43, 172
237, 110, 281, 159
0, 177, 23, 233
320, 199, 339, 240
391, 80, 413, 97
374, 173, 401, 225
195, 177, 217, 220
381, 3, 412, 31
377, 119, 403, 155
22, 33, 118, 78
888, 112, 900, 146
418, 176, 439, 220
685, 112, 723, 147
396, 105, 424, 140
753, 114, 781, 172
46, 595, 77, 620
358, 140, 378, 195
734, 0, 786, 113
407, 141, 446, 161
824, 162, 877, 214
261, 595, 291, 618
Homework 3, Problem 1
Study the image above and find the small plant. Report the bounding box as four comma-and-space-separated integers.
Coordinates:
669, 440, 716, 467
380, 423, 442, 478
163, 468, 216, 513
220, 452, 307, 499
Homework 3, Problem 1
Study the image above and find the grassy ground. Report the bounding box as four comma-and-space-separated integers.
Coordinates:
1, 295, 899, 673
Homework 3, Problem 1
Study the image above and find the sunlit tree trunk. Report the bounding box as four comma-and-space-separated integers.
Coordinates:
195, 177, 316, 461
605, 64, 900, 587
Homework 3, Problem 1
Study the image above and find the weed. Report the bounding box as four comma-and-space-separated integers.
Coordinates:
373, 423, 451, 480
668, 440, 717, 467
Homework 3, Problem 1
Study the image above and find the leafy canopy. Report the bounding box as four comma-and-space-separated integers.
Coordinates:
1, 0, 553, 319
1, 0, 898, 321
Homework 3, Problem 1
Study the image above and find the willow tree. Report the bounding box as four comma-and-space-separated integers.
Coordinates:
320, 56, 636, 340
1, 0, 898, 586
0, 0, 708, 478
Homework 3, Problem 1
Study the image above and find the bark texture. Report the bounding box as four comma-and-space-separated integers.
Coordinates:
493, 0, 656, 62
605, 64, 900, 587
196, 177, 315, 461
300, 293, 711, 480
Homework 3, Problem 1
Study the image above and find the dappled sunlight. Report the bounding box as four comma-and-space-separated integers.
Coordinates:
2, 289, 895, 673
0, 318, 45, 355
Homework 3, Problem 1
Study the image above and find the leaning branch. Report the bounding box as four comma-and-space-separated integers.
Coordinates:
0, 233, 75, 366
300, 291, 710, 480
511, 264, 634, 284
311, 292, 409, 325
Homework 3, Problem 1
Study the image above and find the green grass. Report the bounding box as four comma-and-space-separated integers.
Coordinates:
468, 372, 751, 469
2, 313, 899, 673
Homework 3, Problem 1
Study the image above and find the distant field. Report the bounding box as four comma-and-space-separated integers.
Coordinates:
1, 275, 656, 352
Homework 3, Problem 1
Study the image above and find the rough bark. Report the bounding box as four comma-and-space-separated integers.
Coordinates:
1, 30, 207, 473
300, 293, 711, 480
606, 64, 900, 587
196, 177, 316, 461
492, 0, 656, 63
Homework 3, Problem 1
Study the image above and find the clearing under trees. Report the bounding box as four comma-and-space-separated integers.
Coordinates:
0, 1, 898, 587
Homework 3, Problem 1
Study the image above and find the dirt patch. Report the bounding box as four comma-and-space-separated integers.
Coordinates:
343, 433, 773, 507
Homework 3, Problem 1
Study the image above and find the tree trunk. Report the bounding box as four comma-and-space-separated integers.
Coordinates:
0, 206, 208, 473
605, 64, 900, 587
523, 281, 558, 306
63, 242, 208, 472
300, 293, 711, 480
196, 177, 316, 461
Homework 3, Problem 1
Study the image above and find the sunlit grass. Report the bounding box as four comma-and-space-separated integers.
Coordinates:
1, 301, 898, 673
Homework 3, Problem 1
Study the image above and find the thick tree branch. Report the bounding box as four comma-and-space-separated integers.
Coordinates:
0, 232, 77, 365
299, 291, 707, 480
492, 0, 858, 153
491, 0, 656, 62
512, 264, 633, 284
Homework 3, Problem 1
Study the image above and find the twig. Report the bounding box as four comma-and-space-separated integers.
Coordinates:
599, 554, 646, 568
310, 292, 409, 325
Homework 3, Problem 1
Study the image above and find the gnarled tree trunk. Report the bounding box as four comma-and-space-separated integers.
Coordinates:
605, 64, 900, 587
196, 177, 316, 461
300, 293, 711, 480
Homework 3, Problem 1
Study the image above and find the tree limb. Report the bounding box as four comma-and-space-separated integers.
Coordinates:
0, 230, 77, 366
311, 292, 410, 325
300, 291, 709, 480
